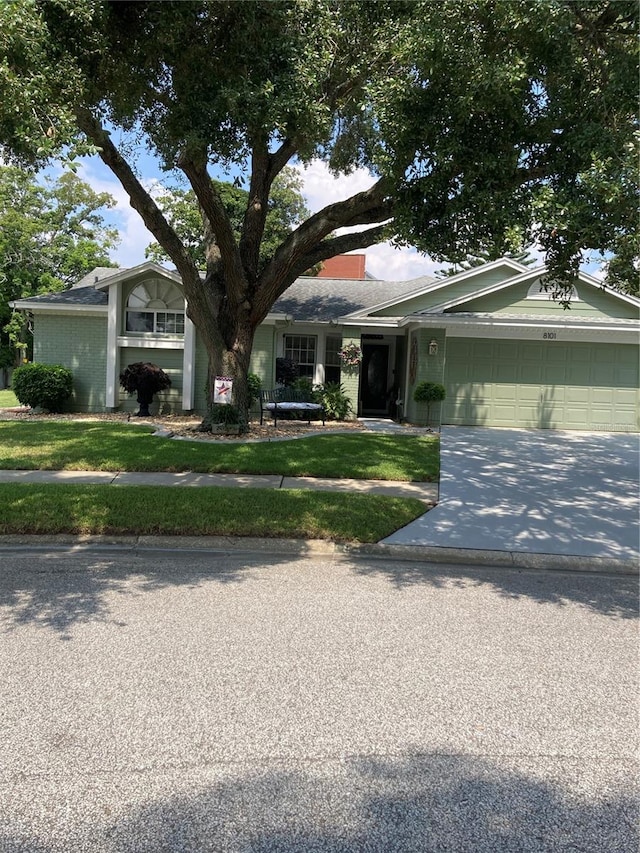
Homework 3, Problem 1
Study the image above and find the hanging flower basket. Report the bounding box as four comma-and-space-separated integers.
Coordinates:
338, 343, 363, 368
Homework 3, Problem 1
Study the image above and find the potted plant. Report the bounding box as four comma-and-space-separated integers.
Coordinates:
413, 381, 446, 427
119, 362, 171, 417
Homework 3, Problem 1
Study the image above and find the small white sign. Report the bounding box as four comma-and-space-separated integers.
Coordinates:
213, 376, 233, 404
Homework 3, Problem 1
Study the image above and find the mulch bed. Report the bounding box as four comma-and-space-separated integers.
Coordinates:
0, 407, 365, 442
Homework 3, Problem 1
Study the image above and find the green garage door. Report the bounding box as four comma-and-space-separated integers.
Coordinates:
443, 339, 639, 432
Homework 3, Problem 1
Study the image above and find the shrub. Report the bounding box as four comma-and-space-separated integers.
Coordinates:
291, 376, 314, 399
314, 382, 352, 421
276, 357, 299, 386
12, 362, 73, 412
247, 373, 262, 406
119, 362, 171, 416
209, 403, 240, 425
413, 381, 446, 425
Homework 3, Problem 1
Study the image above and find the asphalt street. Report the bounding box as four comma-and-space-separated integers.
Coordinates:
0, 545, 637, 852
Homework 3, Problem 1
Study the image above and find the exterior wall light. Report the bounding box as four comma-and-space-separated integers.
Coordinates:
429, 339, 439, 356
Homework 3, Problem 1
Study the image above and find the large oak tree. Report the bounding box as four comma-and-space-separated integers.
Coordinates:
0, 0, 636, 425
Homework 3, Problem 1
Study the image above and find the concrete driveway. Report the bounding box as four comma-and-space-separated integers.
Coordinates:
384, 427, 639, 562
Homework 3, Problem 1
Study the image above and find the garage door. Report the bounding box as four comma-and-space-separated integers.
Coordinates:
443, 339, 639, 432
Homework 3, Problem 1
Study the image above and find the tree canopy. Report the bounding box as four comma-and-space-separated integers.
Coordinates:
0, 0, 636, 420
0, 166, 117, 365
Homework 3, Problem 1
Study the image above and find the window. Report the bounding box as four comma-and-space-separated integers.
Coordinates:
125, 280, 185, 334
284, 334, 316, 378
527, 280, 579, 301
325, 335, 342, 384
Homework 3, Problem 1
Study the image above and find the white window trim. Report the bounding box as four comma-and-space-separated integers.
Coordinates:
125, 308, 186, 335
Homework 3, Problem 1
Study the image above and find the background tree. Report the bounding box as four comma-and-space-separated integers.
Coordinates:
145, 167, 310, 270
0, 166, 118, 365
0, 0, 636, 427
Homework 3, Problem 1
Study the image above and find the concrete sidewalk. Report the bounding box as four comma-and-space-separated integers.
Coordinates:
0, 468, 437, 502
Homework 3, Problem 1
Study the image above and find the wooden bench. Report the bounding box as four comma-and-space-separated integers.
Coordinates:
259, 388, 325, 427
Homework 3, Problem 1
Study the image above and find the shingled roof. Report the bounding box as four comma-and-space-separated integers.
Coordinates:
273, 275, 435, 321
14, 268, 436, 320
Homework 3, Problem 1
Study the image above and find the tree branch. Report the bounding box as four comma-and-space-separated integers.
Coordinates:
251, 177, 393, 324
285, 224, 389, 285
239, 136, 300, 282
178, 153, 248, 308
239, 140, 270, 282
263, 176, 391, 285
75, 107, 197, 285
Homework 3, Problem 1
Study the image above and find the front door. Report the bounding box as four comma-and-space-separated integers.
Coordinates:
361, 343, 390, 415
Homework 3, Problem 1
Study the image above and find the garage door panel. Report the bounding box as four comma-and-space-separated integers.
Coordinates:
521, 344, 544, 361
565, 364, 589, 384
495, 364, 518, 382
471, 342, 495, 358
493, 384, 517, 402
444, 338, 639, 432
518, 386, 541, 402
591, 389, 614, 404
616, 367, 638, 386
614, 389, 638, 405
520, 364, 544, 383
566, 387, 590, 403
591, 364, 616, 384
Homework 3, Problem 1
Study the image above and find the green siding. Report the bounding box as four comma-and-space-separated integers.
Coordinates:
404, 329, 446, 425
34, 314, 108, 412
374, 264, 519, 317
444, 338, 639, 432
459, 279, 640, 319
250, 325, 276, 390
339, 332, 361, 419
118, 347, 183, 414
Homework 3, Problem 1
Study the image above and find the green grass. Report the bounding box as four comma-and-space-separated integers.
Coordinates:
0, 421, 439, 481
0, 483, 425, 543
0, 389, 19, 407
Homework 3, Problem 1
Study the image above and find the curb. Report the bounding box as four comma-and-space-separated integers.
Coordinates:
0, 534, 636, 576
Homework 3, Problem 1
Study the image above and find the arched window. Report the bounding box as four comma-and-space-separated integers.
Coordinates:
526, 279, 579, 301
125, 280, 185, 334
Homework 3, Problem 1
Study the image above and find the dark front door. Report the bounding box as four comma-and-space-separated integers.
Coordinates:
361, 344, 389, 414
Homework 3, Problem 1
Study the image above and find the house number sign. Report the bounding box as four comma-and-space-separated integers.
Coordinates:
542, 331, 557, 340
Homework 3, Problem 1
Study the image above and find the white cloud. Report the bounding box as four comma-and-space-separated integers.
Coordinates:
365, 243, 440, 281
295, 160, 438, 281
295, 160, 376, 211
75, 160, 159, 268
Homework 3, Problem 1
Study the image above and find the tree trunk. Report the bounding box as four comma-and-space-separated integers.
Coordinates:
199, 312, 256, 433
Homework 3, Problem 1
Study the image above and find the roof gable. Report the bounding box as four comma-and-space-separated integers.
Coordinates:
422, 267, 640, 321
361, 258, 528, 319
93, 261, 182, 291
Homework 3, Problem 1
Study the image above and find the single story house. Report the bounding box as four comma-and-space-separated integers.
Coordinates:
11, 256, 640, 432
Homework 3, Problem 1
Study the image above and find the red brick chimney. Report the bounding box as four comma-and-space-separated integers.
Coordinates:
316, 254, 366, 280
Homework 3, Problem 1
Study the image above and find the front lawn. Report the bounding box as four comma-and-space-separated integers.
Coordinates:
0, 389, 19, 408
0, 483, 425, 543
0, 421, 439, 481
